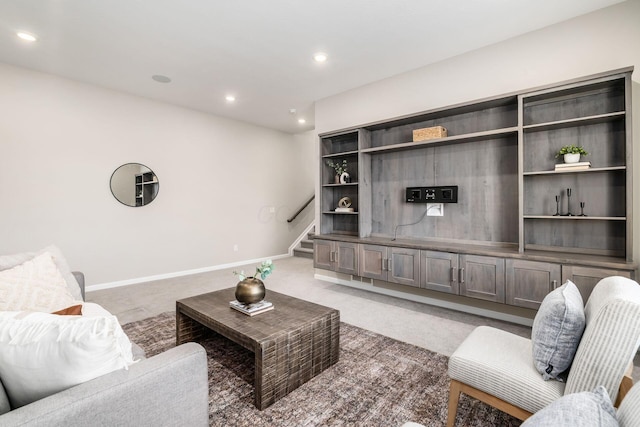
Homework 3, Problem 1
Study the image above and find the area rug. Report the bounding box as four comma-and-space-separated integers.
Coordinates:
122, 312, 521, 427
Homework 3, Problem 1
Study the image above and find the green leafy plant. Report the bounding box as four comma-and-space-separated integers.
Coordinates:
233, 259, 274, 281
326, 159, 348, 175
555, 145, 589, 158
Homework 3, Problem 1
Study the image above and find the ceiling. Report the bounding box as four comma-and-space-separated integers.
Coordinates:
0, 0, 625, 134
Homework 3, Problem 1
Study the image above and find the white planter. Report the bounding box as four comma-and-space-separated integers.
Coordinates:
563, 153, 581, 163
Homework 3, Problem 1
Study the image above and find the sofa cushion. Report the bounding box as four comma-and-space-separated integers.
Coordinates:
531, 280, 585, 381
0, 245, 83, 301
0, 252, 78, 313
0, 302, 136, 408
0, 380, 10, 415
521, 385, 617, 427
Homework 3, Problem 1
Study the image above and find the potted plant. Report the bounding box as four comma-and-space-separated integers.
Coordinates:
233, 260, 274, 304
556, 145, 588, 164
326, 159, 348, 184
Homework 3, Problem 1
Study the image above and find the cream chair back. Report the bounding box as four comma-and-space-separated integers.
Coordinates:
565, 276, 640, 402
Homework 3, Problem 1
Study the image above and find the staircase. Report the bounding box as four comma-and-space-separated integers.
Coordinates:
293, 228, 315, 259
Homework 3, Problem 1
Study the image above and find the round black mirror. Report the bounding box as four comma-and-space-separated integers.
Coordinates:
110, 163, 159, 207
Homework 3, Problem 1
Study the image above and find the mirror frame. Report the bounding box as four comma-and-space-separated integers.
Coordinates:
110, 163, 159, 207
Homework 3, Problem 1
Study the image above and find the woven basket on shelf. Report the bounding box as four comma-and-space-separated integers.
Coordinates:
412, 126, 447, 142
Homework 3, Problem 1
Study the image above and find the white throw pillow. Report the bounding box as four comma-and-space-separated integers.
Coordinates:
0, 245, 83, 301
0, 302, 136, 408
0, 252, 78, 313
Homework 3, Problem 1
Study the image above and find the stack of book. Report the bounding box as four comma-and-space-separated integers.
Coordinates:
229, 299, 274, 316
555, 161, 591, 171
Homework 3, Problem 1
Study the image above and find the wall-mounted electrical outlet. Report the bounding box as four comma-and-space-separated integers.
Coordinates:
427, 203, 444, 216
406, 186, 458, 203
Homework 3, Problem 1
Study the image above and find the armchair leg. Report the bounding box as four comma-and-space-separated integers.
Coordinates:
448, 379, 532, 422
447, 380, 463, 427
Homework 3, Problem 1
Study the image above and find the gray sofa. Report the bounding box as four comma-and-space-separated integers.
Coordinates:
0, 273, 209, 427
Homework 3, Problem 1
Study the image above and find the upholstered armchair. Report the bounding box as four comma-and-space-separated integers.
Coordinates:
447, 276, 640, 425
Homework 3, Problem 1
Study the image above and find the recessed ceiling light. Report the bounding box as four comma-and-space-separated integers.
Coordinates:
225, 95, 236, 102
313, 52, 328, 63
152, 75, 171, 83
17, 32, 37, 42
298, 118, 306, 124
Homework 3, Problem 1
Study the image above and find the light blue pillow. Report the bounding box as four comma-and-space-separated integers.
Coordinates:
531, 280, 585, 381
522, 386, 617, 427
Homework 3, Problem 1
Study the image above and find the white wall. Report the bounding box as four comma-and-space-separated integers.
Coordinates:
315, 0, 640, 262
0, 63, 316, 285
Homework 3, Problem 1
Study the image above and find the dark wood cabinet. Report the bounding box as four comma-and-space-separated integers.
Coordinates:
359, 244, 419, 287
421, 250, 459, 294
388, 247, 420, 287
313, 240, 358, 275
459, 255, 506, 303
506, 259, 561, 309
562, 265, 632, 302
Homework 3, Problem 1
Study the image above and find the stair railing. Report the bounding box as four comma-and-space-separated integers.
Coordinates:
287, 194, 315, 223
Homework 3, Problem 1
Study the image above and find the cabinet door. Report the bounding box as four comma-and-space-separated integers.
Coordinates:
388, 247, 420, 287
421, 251, 459, 294
562, 266, 632, 302
335, 242, 358, 275
359, 244, 387, 280
506, 259, 561, 309
313, 240, 334, 271
459, 255, 506, 303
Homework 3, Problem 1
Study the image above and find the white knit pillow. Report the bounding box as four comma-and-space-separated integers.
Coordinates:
0, 245, 83, 301
0, 252, 77, 313
0, 303, 135, 408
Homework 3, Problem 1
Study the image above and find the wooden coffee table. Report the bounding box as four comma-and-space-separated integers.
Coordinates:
176, 288, 340, 410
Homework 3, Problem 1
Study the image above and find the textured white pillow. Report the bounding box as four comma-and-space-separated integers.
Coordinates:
0, 302, 135, 408
0, 251, 78, 313
0, 245, 83, 301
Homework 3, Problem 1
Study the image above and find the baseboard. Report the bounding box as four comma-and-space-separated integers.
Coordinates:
314, 273, 534, 327
86, 253, 290, 292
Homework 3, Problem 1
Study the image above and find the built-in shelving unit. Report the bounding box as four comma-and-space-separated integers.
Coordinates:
519, 71, 631, 260
320, 131, 360, 235
315, 67, 635, 315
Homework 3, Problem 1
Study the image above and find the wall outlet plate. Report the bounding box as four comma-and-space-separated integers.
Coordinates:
427, 203, 444, 216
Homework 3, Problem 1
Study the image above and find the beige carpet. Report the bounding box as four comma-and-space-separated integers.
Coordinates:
123, 312, 521, 427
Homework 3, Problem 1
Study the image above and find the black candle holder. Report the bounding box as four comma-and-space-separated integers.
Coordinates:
553, 195, 560, 216
578, 202, 587, 217
563, 188, 573, 216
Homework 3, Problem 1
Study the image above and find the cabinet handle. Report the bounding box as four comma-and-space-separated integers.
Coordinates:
459, 268, 465, 284
451, 267, 457, 283
552, 280, 558, 290
388, 258, 393, 273
330, 251, 335, 262
382, 258, 387, 271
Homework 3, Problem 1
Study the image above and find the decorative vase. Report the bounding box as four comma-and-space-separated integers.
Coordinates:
340, 172, 350, 184
334, 174, 341, 184
563, 153, 580, 163
235, 277, 265, 304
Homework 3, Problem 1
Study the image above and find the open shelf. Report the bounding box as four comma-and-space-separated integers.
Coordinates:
361, 127, 518, 154
523, 215, 626, 221
523, 166, 626, 176
522, 111, 625, 133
